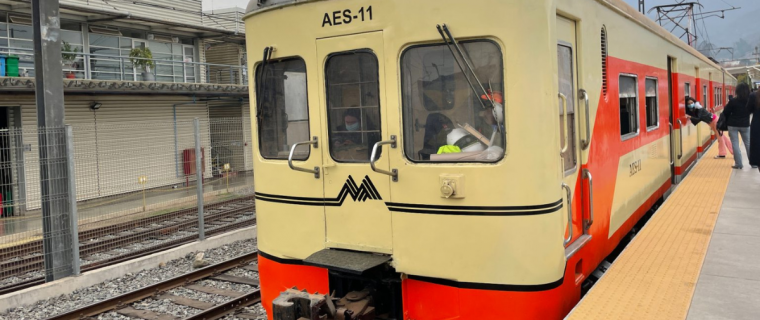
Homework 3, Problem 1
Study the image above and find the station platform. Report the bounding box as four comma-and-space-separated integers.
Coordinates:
567, 146, 760, 320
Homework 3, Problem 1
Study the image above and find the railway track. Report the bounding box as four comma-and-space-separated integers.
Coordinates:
47, 251, 262, 320
0, 196, 257, 295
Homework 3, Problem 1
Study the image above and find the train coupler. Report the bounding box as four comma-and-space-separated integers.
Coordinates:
272, 287, 376, 320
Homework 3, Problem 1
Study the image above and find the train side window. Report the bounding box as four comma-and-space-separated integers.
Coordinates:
325, 51, 382, 163
400, 41, 504, 162
558, 44, 577, 172
703, 85, 707, 109
619, 74, 639, 139
256, 58, 311, 160
645, 78, 658, 129
685, 83, 690, 98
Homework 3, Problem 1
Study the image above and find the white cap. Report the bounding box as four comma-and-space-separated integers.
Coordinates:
447, 128, 485, 152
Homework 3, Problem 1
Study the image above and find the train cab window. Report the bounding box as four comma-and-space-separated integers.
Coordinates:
619, 75, 639, 138
645, 78, 658, 129
401, 41, 504, 162
325, 51, 382, 163
255, 58, 311, 160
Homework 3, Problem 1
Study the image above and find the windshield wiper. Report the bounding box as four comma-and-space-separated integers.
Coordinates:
256, 46, 274, 125
436, 24, 494, 109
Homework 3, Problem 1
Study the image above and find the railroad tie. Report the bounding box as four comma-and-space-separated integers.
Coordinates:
116, 306, 178, 320
210, 274, 260, 286
156, 294, 215, 310
185, 284, 245, 298
241, 264, 258, 272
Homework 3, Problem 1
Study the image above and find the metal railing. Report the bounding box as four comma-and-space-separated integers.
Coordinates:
0, 47, 247, 85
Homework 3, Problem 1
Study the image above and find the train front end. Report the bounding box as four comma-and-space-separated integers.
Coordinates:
244, 0, 579, 318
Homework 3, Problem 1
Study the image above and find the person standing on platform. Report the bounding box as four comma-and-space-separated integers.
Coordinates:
748, 90, 760, 172
724, 83, 753, 169
684, 96, 732, 159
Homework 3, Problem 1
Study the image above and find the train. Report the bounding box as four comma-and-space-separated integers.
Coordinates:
242, 0, 736, 319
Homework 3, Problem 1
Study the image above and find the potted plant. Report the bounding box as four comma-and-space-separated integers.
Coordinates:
129, 47, 156, 81
61, 41, 79, 79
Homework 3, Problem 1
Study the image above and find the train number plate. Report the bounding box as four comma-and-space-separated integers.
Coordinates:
322, 6, 373, 27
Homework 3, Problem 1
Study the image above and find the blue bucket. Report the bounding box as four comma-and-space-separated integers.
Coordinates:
0, 56, 6, 77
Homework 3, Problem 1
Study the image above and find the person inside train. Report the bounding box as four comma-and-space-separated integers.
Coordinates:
722, 83, 754, 169
684, 96, 732, 159
745, 90, 760, 172
333, 108, 363, 147
475, 90, 505, 148
332, 107, 380, 160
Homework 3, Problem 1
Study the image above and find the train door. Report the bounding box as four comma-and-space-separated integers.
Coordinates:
667, 57, 677, 184
316, 32, 393, 254
557, 16, 589, 253
254, 55, 326, 259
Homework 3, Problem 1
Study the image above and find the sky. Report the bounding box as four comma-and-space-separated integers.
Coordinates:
623, 0, 760, 50
202, 0, 250, 11
203, 0, 759, 58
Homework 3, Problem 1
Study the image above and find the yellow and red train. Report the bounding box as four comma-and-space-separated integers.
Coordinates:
243, 0, 736, 319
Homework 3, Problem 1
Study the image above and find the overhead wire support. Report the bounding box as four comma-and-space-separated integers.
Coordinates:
649, 2, 703, 47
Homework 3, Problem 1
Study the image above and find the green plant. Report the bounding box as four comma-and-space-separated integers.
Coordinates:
61, 41, 79, 63
129, 47, 156, 70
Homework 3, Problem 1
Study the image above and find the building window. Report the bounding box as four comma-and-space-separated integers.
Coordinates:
0, 14, 83, 78
326, 51, 382, 163
256, 58, 310, 160
645, 78, 658, 129
401, 41, 504, 162
620, 74, 639, 138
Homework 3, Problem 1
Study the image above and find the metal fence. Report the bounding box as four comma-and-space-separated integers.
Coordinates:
0, 117, 255, 287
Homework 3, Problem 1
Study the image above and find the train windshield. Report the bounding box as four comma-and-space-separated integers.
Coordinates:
255, 58, 311, 160
401, 41, 504, 162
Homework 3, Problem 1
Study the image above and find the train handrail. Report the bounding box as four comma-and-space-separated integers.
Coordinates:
677, 119, 684, 159
579, 89, 591, 150
669, 122, 675, 166
288, 137, 320, 179
370, 135, 398, 182
583, 169, 594, 232
559, 93, 569, 154
562, 183, 573, 247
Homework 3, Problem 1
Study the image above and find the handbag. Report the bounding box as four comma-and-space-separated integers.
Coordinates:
717, 112, 728, 131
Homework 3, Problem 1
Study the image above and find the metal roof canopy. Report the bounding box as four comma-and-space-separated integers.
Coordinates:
0, 0, 245, 43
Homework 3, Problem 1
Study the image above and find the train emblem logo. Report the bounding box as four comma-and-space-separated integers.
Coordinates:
335, 175, 383, 203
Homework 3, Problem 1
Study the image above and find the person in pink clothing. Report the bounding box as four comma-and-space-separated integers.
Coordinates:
684, 96, 732, 158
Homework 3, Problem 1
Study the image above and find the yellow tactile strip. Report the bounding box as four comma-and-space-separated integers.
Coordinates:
568, 146, 732, 320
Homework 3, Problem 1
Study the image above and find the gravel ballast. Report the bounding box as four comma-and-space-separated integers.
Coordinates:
0, 238, 259, 320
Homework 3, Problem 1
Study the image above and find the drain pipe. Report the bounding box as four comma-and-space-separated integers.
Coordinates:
174, 97, 198, 178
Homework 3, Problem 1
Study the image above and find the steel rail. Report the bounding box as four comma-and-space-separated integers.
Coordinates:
46, 251, 259, 320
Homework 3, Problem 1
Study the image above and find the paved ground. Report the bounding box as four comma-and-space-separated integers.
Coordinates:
687, 154, 760, 320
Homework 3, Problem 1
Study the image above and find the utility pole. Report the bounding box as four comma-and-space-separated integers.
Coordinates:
639, 0, 646, 14
32, 0, 77, 281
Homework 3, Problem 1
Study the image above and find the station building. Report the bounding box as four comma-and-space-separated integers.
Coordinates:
0, 0, 252, 212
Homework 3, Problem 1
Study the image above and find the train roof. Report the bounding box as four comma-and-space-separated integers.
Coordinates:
600, 0, 728, 75
243, 0, 733, 79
